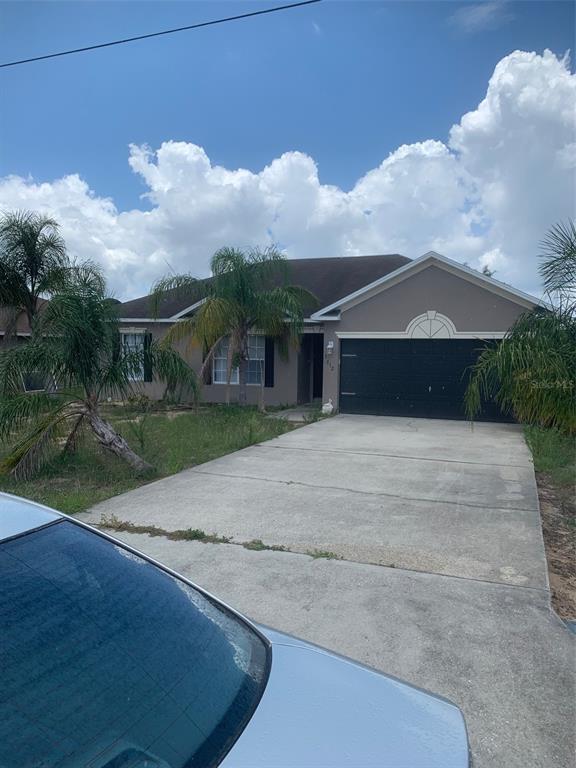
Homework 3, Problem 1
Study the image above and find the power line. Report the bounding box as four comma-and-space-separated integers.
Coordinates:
0, 0, 322, 69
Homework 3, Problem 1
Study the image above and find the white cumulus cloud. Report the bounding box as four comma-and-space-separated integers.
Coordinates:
0, 49, 573, 300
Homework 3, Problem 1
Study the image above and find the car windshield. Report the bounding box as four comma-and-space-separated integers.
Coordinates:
0, 520, 269, 768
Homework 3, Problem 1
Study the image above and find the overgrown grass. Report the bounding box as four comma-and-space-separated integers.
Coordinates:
524, 425, 576, 488
0, 405, 295, 514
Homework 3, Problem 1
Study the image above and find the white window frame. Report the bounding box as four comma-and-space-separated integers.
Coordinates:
246, 335, 265, 386
212, 334, 265, 386
21, 372, 55, 393
121, 330, 146, 382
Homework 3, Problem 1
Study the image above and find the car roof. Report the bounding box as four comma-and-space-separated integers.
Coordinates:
0, 493, 63, 542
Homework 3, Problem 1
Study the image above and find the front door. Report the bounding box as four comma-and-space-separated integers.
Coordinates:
297, 334, 324, 404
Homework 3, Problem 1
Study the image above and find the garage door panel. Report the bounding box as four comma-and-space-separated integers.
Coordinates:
339, 339, 509, 421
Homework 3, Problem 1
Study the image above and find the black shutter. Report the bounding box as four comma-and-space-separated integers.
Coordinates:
264, 337, 274, 388
143, 332, 153, 382
112, 331, 121, 364
203, 344, 212, 385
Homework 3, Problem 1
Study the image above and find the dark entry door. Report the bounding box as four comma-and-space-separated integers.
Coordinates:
298, 334, 325, 403
297, 336, 313, 404
339, 338, 508, 421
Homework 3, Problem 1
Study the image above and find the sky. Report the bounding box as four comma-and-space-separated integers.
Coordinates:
0, 0, 574, 300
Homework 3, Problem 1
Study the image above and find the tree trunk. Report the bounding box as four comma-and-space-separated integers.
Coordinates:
258, 359, 265, 412
238, 357, 248, 406
88, 409, 153, 473
63, 414, 84, 455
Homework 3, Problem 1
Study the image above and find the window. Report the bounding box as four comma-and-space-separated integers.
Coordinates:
213, 335, 265, 385
0, 521, 269, 768
247, 335, 265, 385
213, 337, 239, 385
21, 372, 53, 393
122, 332, 145, 381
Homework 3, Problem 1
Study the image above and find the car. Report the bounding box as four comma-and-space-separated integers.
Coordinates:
0, 492, 471, 767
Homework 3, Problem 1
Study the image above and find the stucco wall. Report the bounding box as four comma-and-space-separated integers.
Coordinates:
120, 322, 299, 406
321, 264, 535, 408
338, 264, 532, 332
122, 264, 535, 410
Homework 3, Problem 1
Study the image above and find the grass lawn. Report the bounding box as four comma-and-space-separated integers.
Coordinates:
0, 405, 295, 515
524, 426, 576, 488
524, 425, 575, 619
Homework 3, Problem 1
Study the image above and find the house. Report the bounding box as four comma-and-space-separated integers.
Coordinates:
118, 251, 543, 420
0, 304, 42, 346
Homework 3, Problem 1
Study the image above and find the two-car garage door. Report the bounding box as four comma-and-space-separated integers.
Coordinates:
339, 338, 508, 421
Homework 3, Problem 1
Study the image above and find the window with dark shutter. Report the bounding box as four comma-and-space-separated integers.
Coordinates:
203, 343, 212, 385
264, 337, 274, 388
143, 332, 153, 382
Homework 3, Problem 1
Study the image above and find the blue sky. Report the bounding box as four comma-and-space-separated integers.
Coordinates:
1, 1, 573, 209
0, 1, 574, 299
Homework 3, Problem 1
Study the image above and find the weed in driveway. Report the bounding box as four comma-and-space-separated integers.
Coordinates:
306, 548, 343, 560
243, 538, 287, 552
100, 514, 231, 544
100, 515, 346, 563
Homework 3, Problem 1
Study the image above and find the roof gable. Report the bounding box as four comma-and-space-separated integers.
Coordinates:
310, 251, 544, 319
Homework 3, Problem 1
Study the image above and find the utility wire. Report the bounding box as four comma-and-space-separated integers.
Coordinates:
0, 0, 321, 69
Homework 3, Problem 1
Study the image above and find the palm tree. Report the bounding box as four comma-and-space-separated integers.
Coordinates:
465, 221, 576, 433
152, 247, 315, 406
0, 274, 199, 478
0, 211, 77, 334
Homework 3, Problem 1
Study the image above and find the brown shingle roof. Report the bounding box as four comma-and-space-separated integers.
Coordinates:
119, 254, 411, 319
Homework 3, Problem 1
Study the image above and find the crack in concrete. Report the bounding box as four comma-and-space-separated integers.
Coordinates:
100, 518, 549, 595
190, 467, 540, 514
260, 442, 532, 470
97, 516, 341, 561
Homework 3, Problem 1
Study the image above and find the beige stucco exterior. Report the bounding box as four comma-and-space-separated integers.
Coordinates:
121, 322, 299, 406
119, 259, 538, 411
319, 262, 537, 408
335, 264, 533, 332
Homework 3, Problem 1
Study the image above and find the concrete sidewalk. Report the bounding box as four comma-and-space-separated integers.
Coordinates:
79, 415, 575, 768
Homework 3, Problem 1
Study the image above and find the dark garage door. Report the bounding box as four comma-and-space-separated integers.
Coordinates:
339, 338, 508, 421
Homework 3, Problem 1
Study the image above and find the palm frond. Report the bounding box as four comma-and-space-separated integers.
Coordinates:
0, 210, 67, 301
0, 305, 20, 345
151, 245, 314, 400
539, 220, 576, 310
149, 341, 200, 401
465, 309, 576, 432
0, 341, 63, 397
199, 336, 225, 383
247, 245, 288, 280
0, 403, 81, 480
467, 222, 576, 433
256, 285, 316, 339
0, 391, 69, 440
150, 274, 206, 318
193, 298, 234, 348
162, 316, 199, 350
96, 347, 142, 402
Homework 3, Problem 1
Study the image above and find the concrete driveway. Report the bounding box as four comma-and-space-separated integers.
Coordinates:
79, 415, 575, 768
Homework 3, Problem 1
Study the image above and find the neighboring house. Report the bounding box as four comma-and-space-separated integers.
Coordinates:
0, 304, 41, 346
118, 251, 542, 420
0, 303, 51, 392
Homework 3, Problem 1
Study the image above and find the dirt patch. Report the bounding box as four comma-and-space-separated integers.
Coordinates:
536, 471, 576, 620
